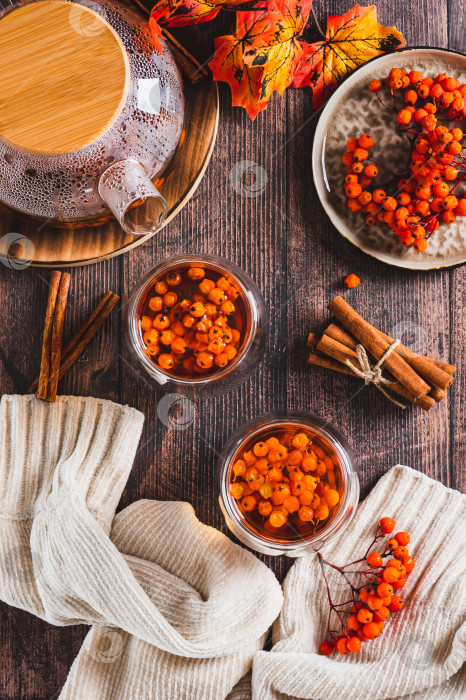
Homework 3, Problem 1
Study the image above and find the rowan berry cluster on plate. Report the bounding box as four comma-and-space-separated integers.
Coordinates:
139, 265, 245, 376
342, 68, 466, 252
319, 517, 415, 656
229, 428, 342, 539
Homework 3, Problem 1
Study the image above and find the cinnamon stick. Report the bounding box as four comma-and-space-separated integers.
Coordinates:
324, 323, 453, 393
37, 272, 62, 400
28, 291, 120, 394
45, 273, 70, 402
328, 297, 430, 399
314, 334, 434, 411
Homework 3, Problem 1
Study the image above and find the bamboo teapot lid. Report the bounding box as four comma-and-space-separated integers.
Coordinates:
0, 0, 130, 156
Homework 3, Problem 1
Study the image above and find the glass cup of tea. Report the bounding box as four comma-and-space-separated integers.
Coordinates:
125, 253, 268, 393
218, 413, 359, 556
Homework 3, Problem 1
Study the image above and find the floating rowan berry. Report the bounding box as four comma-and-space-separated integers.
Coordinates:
269, 510, 287, 527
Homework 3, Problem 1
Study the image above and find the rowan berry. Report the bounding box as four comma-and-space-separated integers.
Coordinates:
344, 273, 360, 288
367, 552, 383, 568
397, 109, 412, 124
383, 567, 401, 583
443, 195, 459, 212
362, 622, 381, 640
347, 636, 362, 653
440, 203, 454, 220
403, 556, 416, 574
415, 200, 431, 217
433, 181, 450, 198
374, 606, 390, 622
383, 197, 397, 211
364, 164, 378, 178
158, 353, 174, 370
346, 137, 359, 151
357, 608, 373, 624
409, 70, 423, 86
422, 114, 437, 131
393, 546, 408, 560
353, 147, 369, 162
367, 594, 384, 611
371, 189, 386, 204
417, 84, 430, 98
389, 595, 403, 612
319, 640, 334, 655
359, 587, 374, 604
269, 510, 287, 527
335, 637, 350, 655
414, 238, 428, 252
369, 79, 382, 92
456, 199, 466, 216
358, 134, 374, 149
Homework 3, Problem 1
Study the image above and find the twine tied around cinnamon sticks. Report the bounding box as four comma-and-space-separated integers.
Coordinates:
344, 341, 407, 409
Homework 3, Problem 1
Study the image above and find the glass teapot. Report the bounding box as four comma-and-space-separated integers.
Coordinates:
0, 0, 185, 235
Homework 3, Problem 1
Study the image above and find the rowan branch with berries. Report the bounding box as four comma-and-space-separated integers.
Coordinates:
343, 69, 466, 253
318, 516, 415, 656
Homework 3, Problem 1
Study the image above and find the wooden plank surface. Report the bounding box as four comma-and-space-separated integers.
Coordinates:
0, 0, 464, 697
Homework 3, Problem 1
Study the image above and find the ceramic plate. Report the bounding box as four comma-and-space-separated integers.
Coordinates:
312, 47, 466, 270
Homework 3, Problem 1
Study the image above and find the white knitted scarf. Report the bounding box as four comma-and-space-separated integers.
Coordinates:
0, 395, 464, 700
0, 395, 283, 699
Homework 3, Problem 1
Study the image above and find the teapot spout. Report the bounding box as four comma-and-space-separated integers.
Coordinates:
98, 159, 167, 236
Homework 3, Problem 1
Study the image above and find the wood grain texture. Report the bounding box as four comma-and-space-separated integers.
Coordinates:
0, 1, 464, 697
0, 0, 130, 155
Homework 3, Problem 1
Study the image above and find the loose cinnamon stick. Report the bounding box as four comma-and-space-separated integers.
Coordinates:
328, 297, 430, 400
37, 271, 62, 400
46, 273, 70, 401
58, 292, 120, 380
28, 291, 120, 394
324, 323, 453, 393
314, 335, 434, 411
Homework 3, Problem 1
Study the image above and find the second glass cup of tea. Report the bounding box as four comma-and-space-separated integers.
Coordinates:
218, 413, 359, 556
125, 254, 268, 392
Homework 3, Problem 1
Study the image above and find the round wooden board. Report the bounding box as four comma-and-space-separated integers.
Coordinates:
0, 79, 218, 268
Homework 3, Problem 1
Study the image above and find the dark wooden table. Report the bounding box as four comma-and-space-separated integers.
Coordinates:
1, 1, 465, 697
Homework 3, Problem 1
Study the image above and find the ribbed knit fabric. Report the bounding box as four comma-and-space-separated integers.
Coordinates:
252, 466, 466, 700
0, 395, 283, 699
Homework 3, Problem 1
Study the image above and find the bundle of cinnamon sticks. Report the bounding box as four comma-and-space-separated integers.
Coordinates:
31, 271, 120, 402
307, 296, 455, 411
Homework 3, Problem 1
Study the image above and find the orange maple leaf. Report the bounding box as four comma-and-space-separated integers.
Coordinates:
293, 4, 406, 108
209, 0, 313, 120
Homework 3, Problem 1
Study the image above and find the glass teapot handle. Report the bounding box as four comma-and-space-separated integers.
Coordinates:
98, 159, 167, 236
